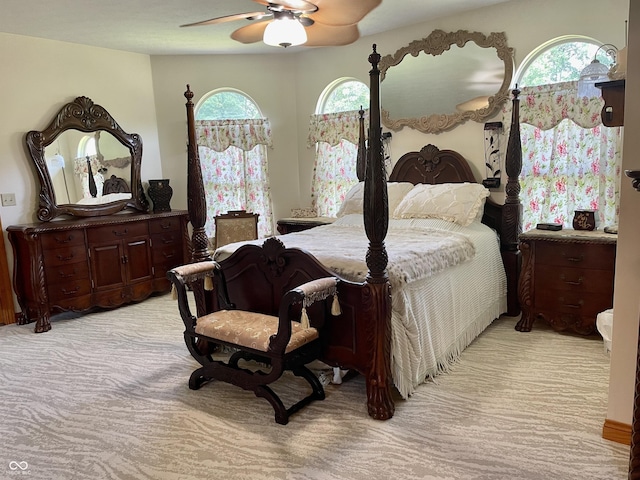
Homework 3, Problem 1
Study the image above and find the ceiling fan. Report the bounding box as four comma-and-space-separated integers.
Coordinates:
180, 0, 382, 48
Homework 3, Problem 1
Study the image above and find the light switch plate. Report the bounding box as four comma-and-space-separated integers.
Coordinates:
1, 193, 16, 206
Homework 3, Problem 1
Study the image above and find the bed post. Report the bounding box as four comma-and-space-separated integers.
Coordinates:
184, 85, 213, 317
363, 45, 395, 420
502, 87, 523, 317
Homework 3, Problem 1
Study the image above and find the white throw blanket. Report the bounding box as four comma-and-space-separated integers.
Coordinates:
232, 224, 476, 291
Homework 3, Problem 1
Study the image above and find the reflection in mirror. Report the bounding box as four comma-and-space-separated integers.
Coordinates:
26, 96, 148, 221
43, 131, 132, 205
380, 30, 514, 134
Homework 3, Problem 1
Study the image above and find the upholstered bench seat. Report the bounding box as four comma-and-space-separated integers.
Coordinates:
195, 310, 319, 354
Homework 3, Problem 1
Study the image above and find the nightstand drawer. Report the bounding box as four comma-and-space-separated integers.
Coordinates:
536, 290, 613, 317
535, 265, 614, 293
536, 242, 615, 270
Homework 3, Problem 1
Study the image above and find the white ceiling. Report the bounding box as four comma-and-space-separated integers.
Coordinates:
0, 0, 512, 55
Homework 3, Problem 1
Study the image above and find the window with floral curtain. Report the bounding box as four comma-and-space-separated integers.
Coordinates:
195, 90, 274, 240
507, 38, 623, 232
503, 81, 622, 232
308, 79, 369, 217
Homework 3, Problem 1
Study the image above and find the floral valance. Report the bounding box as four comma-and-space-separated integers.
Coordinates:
307, 109, 369, 148
502, 81, 605, 131
196, 119, 273, 152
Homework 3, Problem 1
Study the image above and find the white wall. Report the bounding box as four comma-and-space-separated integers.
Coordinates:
0, 32, 165, 312
149, 54, 301, 229
292, 0, 628, 205
0, 33, 164, 226
608, 0, 640, 427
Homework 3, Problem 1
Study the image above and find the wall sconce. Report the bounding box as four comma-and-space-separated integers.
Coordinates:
482, 121, 502, 189
263, 10, 307, 48
578, 44, 618, 98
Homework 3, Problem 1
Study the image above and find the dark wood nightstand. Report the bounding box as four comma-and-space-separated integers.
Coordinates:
276, 217, 335, 235
516, 228, 617, 335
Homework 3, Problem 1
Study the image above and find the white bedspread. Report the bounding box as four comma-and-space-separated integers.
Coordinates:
245, 223, 475, 290
215, 214, 507, 398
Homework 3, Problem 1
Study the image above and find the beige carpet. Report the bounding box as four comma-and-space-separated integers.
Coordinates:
0, 293, 630, 480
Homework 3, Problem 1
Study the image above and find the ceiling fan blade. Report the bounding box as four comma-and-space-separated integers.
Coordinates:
253, 0, 318, 13
309, 0, 381, 26
180, 11, 268, 28
231, 21, 270, 44
304, 23, 360, 47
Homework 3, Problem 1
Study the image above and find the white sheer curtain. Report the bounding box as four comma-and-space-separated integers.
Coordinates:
307, 109, 368, 217
502, 81, 623, 231
195, 119, 274, 239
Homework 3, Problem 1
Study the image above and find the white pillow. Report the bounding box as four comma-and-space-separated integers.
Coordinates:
336, 182, 414, 217
392, 182, 490, 226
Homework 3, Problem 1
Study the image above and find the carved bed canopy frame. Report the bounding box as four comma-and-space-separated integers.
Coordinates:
181, 45, 523, 420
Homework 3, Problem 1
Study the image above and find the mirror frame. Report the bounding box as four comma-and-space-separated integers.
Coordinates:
25, 96, 148, 221
379, 30, 514, 134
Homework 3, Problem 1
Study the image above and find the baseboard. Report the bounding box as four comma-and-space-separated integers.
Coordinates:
603, 418, 632, 445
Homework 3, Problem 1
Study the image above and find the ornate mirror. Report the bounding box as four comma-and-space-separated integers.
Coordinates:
26, 96, 148, 221
380, 30, 514, 134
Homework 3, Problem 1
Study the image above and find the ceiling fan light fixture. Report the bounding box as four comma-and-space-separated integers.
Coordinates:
263, 13, 307, 48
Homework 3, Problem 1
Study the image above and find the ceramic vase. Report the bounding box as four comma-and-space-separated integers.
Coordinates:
148, 179, 173, 213
572, 209, 596, 231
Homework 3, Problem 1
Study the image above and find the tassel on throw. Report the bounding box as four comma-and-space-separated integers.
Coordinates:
331, 293, 341, 316
171, 284, 178, 300
204, 276, 214, 291
300, 307, 310, 329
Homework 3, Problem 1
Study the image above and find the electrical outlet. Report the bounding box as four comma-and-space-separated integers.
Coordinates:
1, 193, 16, 206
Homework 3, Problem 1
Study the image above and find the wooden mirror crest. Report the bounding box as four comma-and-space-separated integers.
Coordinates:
26, 96, 148, 221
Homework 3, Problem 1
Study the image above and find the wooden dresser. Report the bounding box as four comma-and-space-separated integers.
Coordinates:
7, 210, 189, 333
516, 228, 617, 335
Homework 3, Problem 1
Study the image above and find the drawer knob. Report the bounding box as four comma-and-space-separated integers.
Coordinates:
113, 228, 128, 237
559, 297, 584, 309
54, 235, 74, 244
58, 268, 77, 278
61, 286, 80, 296
562, 253, 584, 263
559, 274, 583, 286
56, 253, 75, 261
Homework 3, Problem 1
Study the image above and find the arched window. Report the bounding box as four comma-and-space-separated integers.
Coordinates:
195, 89, 274, 241
509, 36, 622, 232
308, 79, 369, 217
516, 36, 604, 87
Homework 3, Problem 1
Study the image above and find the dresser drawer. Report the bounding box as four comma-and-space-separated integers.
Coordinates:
47, 278, 92, 302
535, 290, 613, 317
151, 230, 182, 247
43, 245, 88, 267
45, 261, 90, 285
152, 245, 183, 278
149, 217, 182, 234
535, 264, 614, 293
87, 221, 148, 243
40, 229, 85, 249
535, 242, 615, 270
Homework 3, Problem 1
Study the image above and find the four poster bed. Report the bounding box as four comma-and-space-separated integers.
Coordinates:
181, 45, 522, 420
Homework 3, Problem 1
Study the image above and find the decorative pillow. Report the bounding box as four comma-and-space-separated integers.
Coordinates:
336, 182, 414, 217
392, 182, 490, 226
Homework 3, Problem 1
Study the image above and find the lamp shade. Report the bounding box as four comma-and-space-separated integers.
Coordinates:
577, 59, 610, 98
263, 16, 307, 48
